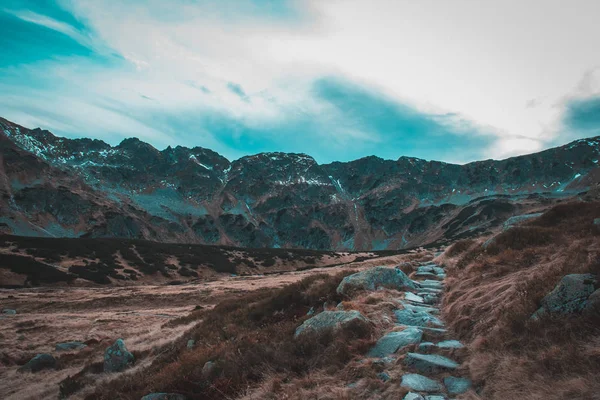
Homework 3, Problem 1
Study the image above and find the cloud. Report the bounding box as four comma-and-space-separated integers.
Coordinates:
563, 95, 600, 135
227, 82, 249, 102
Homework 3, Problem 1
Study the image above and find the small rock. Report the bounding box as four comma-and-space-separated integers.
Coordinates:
336, 266, 416, 295
141, 394, 186, 400
368, 327, 423, 357
186, 340, 195, 349
307, 307, 315, 316
405, 293, 425, 303
104, 339, 135, 373
424, 396, 446, 400
418, 342, 435, 352
377, 372, 391, 382
202, 361, 216, 378
418, 280, 444, 290
2, 309, 16, 315
437, 340, 464, 349
336, 302, 345, 310
401, 373, 442, 392
404, 353, 459, 373
444, 376, 472, 395
594, 218, 600, 225
403, 393, 425, 400
532, 274, 597, 318
395, 309, 444, 328
18, 353, 56, 372
294, 310, 370, 337
400, 302, 440, 314
56, 341, 87, 351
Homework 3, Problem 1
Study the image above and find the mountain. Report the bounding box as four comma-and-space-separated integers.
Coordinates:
1, 116, 599, 250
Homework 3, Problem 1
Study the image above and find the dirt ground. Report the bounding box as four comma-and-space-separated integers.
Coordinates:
0, 251, 426, 400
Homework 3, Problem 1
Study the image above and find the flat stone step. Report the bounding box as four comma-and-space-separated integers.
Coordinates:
414, 272, 441, 279
400, 374, 442, 392
418, 287, 442, 294
418, 280, 444, 289
404, 352, 459, 373
368, 327, 423, 358
395, 309, 444, 328
444, 376, 472, 395
437, 340, 464, 349
401, 302, 440, 315
405, 292, 425, 303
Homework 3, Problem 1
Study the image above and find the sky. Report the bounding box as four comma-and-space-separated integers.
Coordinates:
1, 0, 600, 164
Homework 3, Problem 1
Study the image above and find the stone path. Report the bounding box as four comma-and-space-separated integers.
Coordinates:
368, 261, 472, 399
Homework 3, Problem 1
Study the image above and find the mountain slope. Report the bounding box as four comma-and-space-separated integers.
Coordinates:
2, 116, 599, 250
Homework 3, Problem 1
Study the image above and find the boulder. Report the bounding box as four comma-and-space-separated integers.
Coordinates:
18, 353, 56, 372
141, 394, 186, 400
56, 341, 87, 351
395, 309, 444, 328
400, 373, 442, 392
202, 360, 216, 377
444, 376, 472, 395
2, 309, 16, 315
532, 274, 597, 318
368, 327, 423, 357
104, 339, 135, 372
294, 310, 370, 337
404, 353, 459, 373
336, 266, 416, 295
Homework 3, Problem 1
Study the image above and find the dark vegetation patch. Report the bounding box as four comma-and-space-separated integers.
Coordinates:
79, 271, 373, 400
0, 235, 406, 286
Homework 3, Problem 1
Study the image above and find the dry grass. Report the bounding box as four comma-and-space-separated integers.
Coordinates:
442, 200, 600, 400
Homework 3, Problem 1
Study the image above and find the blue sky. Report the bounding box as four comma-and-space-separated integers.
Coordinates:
1, 0, 600, 164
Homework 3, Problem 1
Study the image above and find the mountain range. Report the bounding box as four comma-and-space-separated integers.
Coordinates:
1, 116, 599, 250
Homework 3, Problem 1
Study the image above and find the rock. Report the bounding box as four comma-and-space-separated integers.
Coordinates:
424, 396, 446, 400
377, 372, 391, 382
532, 274, 597, 318
368, 327, 423, 357
417, 266, 435, 274
306, 307, 315, 316
202, 360, 216, 377
18, 353, 56, 372
504, 213, 543, 229
400, 302, 439, 314
594, 218, 600, 225
104, 339, 135, 372
584, 289, 600, 315
444, 376, 472, 395
336, 266, 416, 295
415, 272, 440, 279
336, 302, 345, 310
418, 287, 442, 294
141, 394, 186, 400
404, 353, 459, 373
56, 341, 87, 351
405, 292, 425, 303
400, 373, 442, 392
395, 309, 444, 327
186, 340, 195, 349
295, 310, 369, 337
418, 342, 435, 352
437, 340, 464, 349
371, 356, 396, 366
2, 309, 16, 315
403, 393, 426, 400
417, 280, 444, 290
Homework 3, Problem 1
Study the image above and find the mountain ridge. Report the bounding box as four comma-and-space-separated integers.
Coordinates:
1, 116, 599, 250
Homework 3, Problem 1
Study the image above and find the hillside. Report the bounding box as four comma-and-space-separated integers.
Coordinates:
2, 117, 600, 250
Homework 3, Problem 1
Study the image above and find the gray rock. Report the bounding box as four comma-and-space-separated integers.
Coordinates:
307, 307, 315, 316
418, 280, 444, 289
418, 342, 435, 352
504, 213, 543, 229
415, 272, 440, 279
336, 302, 345, 310
371, 356, 396, 366
104, 339, 135, 372
336, 266, 416, 295
594, 218, 600, 225
424, 396, 446, 400
532, 274, 597, 318
368, 327, 423, 357
404, 353, 459, 373
437, 340, 464, 349
2, 309, 16, 315
141, 394, 186, 400
405, 292, 425, 303
401, 373, 442, 392
444, 376, 472, 395
202, 360, 215, 377
377, 372, 391, 382
56, 341, 87, 351
18, 353, 56, 372
186, 340, 195, 349
294, 310, 369, 337
418, 287, 442, 294
403, 393, 426, 400
417, 266, 435, 274
395, 309, 444, 327
400, 302, 440, 315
